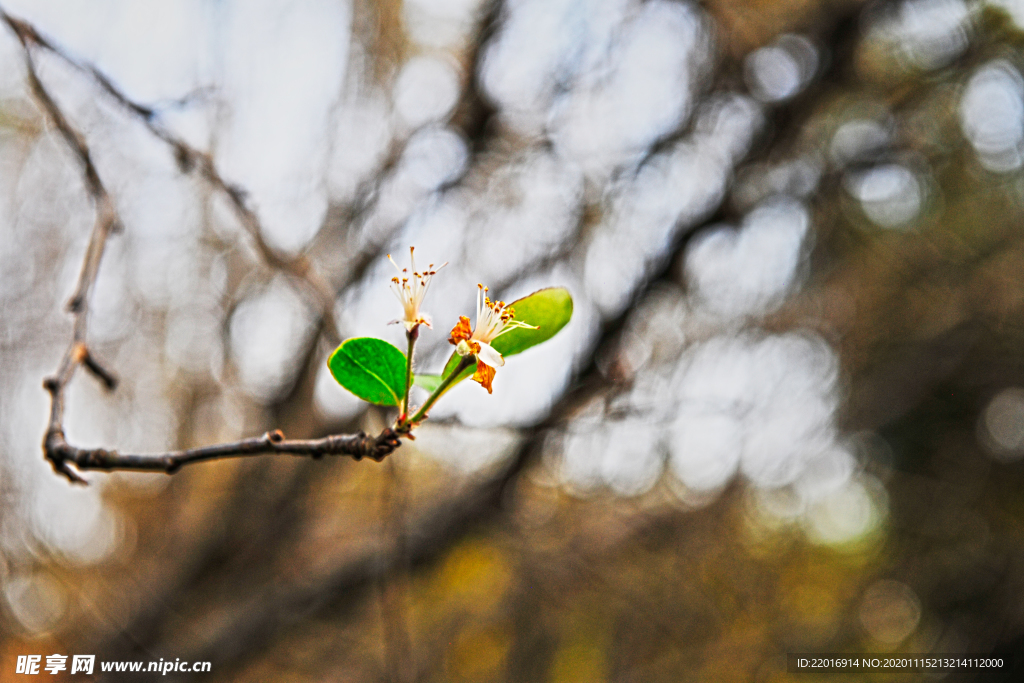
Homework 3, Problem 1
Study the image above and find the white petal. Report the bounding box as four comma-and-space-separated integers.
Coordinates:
476, 341, 505, 368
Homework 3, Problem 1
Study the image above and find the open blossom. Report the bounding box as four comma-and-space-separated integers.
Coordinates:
448, 284, 536, 393
388, 247, 446, 332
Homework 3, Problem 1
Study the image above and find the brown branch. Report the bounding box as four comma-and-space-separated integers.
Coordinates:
42, 426, 403, 476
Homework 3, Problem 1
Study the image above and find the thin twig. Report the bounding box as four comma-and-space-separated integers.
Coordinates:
3, 9, 121, 483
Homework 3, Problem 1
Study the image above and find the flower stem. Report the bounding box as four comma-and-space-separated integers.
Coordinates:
401, 326, 417, 420
404, 355, 473, 428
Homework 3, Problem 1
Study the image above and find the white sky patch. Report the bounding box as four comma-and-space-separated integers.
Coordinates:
585, 94, 763, 316
549, 0, 705, 174
327, 93, 394, 202
745, 34, 818, 103
871, 0, 971, 71
2, 0, 216, 102
393, 56, 462, 130
215, 0, 351, 253
464, 151, 583, 284
979, 387, 1024, 461
668, 412, 743, 491
848, 164, 923, 228
413, 424, 522, 474
397, 127, 469, 191
404, 0, 485, 49
560, 419, 663, 496
229, 276, 317, 403
670, 333, 842, 490
554, 324, 848, 510
960, 61, 1024, 172
4, 0, 351, 253
481, 0, 631, 129
686, 198, 809, 319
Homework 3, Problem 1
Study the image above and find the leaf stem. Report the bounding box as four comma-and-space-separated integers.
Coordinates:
403, 355, 473, 428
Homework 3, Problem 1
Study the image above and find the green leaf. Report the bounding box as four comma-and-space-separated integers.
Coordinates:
327, 337, 407, 406
440, 287, 574, 385
414, 373, 443, 393
491, 287, 573, 357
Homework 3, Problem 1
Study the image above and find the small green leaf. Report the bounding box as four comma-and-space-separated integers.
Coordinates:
440, 287, 574, 386
328, 337, 407, 406
414, 373, 443, 393
492, 287, 573, 357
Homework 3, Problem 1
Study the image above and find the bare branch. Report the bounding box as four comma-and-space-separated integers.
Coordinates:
42, 426, 403, 477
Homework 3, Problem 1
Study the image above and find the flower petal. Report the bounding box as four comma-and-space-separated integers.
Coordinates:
476, 341, 505, 368
448, 316, 473, 345
472, 360, 496, 393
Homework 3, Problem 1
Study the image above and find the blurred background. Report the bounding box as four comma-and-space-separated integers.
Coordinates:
2, 0, 1024, 680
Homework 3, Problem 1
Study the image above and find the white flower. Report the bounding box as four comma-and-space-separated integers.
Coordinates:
448, 284, 536, 393
388, 247, 445, 332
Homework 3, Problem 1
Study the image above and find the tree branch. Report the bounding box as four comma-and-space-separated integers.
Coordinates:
42, 426, 403, 476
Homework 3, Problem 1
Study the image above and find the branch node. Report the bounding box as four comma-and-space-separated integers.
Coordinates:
43, 429, 88, 485
267, 429, 285, 443
366, 428, 401, 462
